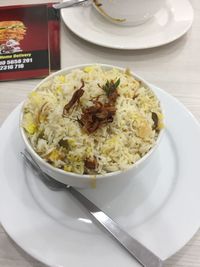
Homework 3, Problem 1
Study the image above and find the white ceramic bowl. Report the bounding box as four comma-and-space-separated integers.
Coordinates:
93, 0, 166, 26
20, 64, 164, 188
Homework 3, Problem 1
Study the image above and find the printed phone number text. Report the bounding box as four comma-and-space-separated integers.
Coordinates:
0, 58, 33, 70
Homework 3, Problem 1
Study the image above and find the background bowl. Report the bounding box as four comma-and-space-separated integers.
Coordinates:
93, 0, 166, 26
20, 64, 164, 188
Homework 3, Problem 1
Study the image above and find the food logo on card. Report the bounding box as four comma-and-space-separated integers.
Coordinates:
0, 20, 26, 54
0, 4, 60, 81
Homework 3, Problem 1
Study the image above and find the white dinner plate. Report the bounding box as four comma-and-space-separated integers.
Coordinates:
61, 0, 194, 50
1, 84, 200, 267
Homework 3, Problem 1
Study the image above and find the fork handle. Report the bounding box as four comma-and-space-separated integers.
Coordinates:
53, 0, 88, 9
68, 187, 163, 267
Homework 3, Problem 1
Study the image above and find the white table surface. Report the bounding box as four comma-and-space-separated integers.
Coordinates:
1, 0, 200, 266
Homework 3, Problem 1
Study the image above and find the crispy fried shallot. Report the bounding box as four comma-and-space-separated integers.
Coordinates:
78, 79, 120, 134
152, 112, 159, 130
79, 101, 117, 134
37, 102, 48, 123
63, 80, 85, 116
84, 157, 98, 170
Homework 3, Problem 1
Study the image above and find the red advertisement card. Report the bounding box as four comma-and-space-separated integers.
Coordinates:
48, 4, 61, 71
0, 3, 60, 81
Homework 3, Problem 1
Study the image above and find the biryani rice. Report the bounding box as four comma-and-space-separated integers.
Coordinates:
22, 66, 163, 174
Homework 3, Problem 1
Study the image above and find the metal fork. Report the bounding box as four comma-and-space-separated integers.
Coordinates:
21, 150, 163, 267
53, 0, 90, 9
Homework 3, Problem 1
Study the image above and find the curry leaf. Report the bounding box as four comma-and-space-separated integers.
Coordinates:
114, 78, 120, 89
102, 78, 120, 96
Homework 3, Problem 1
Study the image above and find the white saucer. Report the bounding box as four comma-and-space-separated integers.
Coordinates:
61, 0, 194, 49
1, 82, 200, 267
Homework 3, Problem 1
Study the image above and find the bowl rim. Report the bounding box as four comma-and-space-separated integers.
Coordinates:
19, 63, 164, 180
